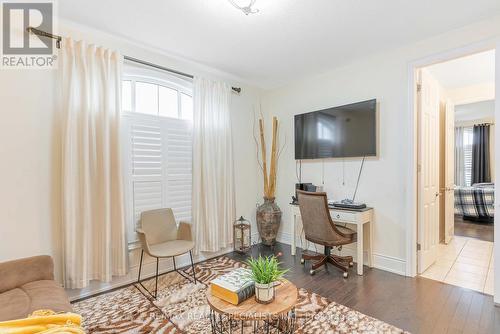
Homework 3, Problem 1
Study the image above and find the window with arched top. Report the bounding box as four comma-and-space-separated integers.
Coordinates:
121, 63, 193, 246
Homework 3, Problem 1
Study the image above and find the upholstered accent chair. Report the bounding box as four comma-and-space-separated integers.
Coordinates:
297, 190, 357, 277
137, 208, 196, 298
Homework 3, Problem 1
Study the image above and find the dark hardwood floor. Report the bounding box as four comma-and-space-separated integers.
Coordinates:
455, 215, 494, 242
227, 242, 500, 334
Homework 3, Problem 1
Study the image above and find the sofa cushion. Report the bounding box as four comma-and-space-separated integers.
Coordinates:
21, 280, 72, 315
0, 281, 72, 322
0, 255, 54, 293
0, 288, 30, 321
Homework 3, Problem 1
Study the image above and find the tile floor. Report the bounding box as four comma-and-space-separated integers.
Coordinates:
420, 236, 494, 294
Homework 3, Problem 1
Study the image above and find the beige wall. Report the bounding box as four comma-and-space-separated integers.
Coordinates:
0, 69, 61, 278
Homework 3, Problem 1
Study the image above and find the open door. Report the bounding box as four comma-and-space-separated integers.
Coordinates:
417, 68, 441, 274
443, 100, 455, 244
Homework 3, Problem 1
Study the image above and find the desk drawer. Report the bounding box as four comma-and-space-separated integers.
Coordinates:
330, 211, 356, 222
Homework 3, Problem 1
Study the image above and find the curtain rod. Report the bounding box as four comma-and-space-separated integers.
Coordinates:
124, 56, 241, 93
27, 27, 242, 94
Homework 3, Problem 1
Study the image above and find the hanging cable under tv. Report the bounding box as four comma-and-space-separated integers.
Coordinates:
330, 156, 367, 210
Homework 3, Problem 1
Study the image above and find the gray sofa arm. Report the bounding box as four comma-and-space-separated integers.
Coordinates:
0, 255, 54, 293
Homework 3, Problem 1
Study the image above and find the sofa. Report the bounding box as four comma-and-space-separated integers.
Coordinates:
0, 255, 72, 321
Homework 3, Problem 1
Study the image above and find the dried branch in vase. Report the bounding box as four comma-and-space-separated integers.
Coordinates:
257, 116, 280, 199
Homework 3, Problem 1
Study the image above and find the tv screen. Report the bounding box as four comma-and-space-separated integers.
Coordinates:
294, 99, 377, 159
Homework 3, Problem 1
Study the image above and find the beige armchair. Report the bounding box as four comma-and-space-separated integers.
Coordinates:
136, 208, 196, 298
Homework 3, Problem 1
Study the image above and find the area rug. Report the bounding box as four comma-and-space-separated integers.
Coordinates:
72, 256, 408, 333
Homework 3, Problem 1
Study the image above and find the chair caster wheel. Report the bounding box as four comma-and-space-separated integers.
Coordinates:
343, 272, 348, 278
309, 269, 315, 275
300, 258, 305, 265
349, 262, 354, 267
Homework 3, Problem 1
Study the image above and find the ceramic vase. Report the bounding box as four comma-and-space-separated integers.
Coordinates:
254, 282, 276, 304
256, 197, 282, 246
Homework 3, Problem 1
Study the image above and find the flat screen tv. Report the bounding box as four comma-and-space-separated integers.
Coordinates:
294, 99, 377, 159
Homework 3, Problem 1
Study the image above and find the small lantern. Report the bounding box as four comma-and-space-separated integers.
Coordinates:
234, 216, 251, 253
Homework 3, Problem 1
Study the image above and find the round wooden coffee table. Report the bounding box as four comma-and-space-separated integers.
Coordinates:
207, 280, 298, 334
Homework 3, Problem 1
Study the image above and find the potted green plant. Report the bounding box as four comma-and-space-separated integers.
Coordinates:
246, 255, 288, 304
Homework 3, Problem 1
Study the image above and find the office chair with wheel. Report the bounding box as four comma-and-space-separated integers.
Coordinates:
297, 190, 357, 277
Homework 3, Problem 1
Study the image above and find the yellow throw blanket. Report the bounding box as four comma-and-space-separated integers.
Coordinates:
0, 310, 84, 334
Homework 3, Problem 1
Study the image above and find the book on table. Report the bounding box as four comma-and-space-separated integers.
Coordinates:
210, 268, 255, 305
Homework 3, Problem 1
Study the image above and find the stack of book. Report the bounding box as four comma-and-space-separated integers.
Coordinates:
210, 268, 255, 305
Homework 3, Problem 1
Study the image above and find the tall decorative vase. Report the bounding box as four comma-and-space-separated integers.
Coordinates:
256, 197, 282, 246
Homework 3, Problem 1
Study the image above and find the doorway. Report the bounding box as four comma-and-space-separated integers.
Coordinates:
415, 50, 495, 294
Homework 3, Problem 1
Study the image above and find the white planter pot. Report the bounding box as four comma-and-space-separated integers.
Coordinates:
255, 282, 276, 304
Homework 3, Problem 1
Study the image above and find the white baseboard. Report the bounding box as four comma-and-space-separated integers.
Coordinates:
66, 248, 232, 302
371, 253, 406, 276
277, 232, 407, 276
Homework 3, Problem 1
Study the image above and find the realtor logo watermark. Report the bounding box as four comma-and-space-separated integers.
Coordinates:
1, 1, 57, 69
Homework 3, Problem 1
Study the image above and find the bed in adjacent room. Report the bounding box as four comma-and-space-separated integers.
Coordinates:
454, 183, 495, 222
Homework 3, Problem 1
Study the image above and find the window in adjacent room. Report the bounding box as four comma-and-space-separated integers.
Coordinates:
121, 64, 193, 246
463, 126, 473, 186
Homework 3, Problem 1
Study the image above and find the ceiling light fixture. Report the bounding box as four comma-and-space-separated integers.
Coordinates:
228, 0, 259, 15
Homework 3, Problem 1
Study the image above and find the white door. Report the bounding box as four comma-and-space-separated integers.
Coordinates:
444, 100, 455, 244
417, 68, 441, 274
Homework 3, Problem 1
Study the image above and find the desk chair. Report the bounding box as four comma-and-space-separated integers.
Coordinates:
297, 190, 357, 277
136, 208, 197, 298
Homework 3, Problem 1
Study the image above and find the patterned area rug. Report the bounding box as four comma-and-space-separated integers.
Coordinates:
72, 256, 408, 333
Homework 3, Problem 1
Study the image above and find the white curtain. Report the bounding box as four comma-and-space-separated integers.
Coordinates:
192, 77, 235, 253
60, 38, 128, 289
455, 126, 465, 186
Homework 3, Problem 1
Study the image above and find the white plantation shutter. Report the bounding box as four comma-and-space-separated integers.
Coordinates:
164, 119, 193, 223
133, 181, 163, 232
463, 127, 473, 186
123, 115, 193, 244
130, 122, 164, 240
132, 124, 162, 177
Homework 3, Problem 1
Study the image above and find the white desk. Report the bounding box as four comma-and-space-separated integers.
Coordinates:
290, 204, 374, 275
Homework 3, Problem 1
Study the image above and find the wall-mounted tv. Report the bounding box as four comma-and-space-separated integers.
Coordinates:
294, 99, 377, 159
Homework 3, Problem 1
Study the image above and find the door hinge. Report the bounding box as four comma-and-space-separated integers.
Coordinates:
417, 164, 422, 173
417, 83, 422, 93
417, 243, 421, 251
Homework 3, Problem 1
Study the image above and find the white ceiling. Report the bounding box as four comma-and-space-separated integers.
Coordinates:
455, 100, 494, 122
59, 0, 500, 89
427, 50, 495, 89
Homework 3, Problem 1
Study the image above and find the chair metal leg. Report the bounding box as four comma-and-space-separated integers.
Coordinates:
154, 257, 159, 298
137, 249, 144, 283
189, 250, 197, 283
136, 250, 158, 299
136, 249, 196, 298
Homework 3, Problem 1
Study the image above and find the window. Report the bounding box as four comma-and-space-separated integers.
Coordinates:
122, 76, 193, 119
121, 65, 193, 246
463, 127, 473, 186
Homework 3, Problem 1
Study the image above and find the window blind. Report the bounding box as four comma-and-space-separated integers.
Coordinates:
463, 127, 473, 186
123, 116, 192, 244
